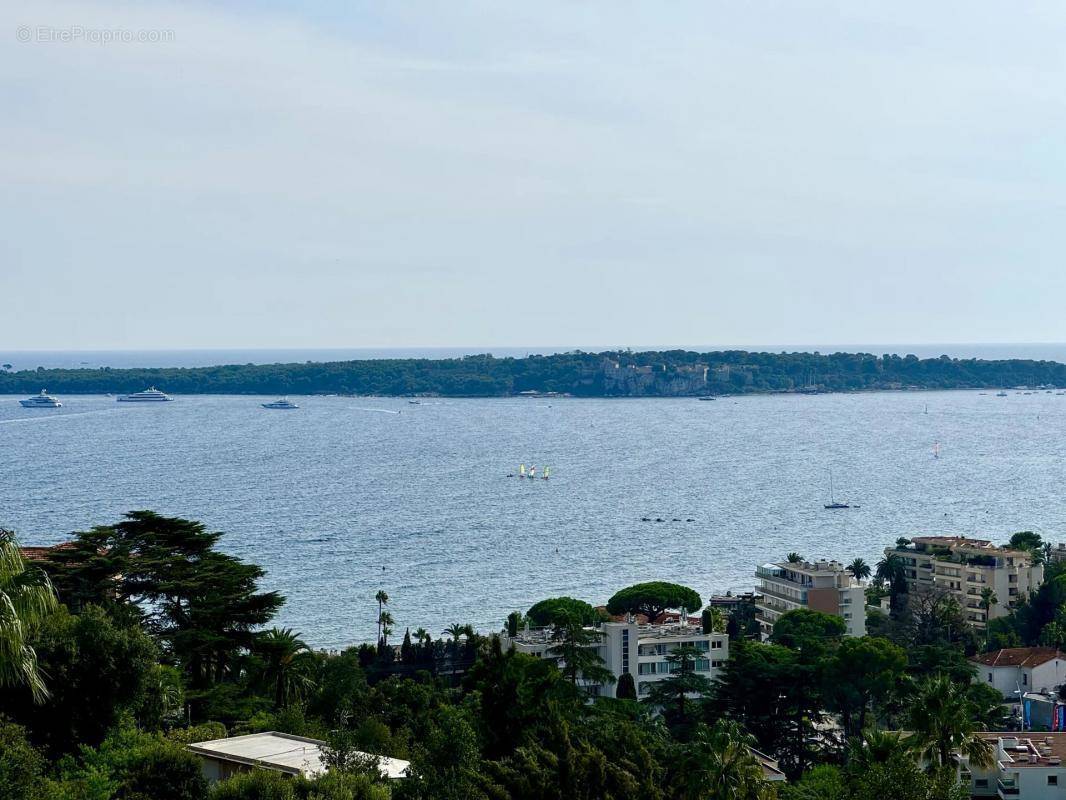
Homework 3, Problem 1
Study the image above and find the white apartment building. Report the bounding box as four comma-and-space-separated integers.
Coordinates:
884, 536, 1043, 629
501, 618, 728, 698
754, 559, 866, 639
964, 733, 1066, 800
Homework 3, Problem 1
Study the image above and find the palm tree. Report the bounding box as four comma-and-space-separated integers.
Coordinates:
786, 552, 804, 563
979, 588, 998, 621
0, 529, 59, 702
374, 590, 389, 643
442, 623, 466, 642
848, 729, 913, 767
255, 627, 315, 709
673, 719, 773, 800
908, 674, 994, 770
875, 554, 908, 595
414, 627, 429, 645
979, 588, 998, 647
847, 558, 872, 581
378, 611, 395, 645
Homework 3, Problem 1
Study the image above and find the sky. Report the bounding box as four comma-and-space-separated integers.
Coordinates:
2, 1, 1066, 351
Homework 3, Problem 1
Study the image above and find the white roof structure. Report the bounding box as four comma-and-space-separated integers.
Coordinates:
187, 731, 410, 780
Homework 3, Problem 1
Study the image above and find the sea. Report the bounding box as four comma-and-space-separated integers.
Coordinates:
4, 379, 1066, 649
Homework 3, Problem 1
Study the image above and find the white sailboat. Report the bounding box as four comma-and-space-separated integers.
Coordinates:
824, 469, 851, 510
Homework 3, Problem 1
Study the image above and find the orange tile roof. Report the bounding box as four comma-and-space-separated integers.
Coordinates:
971, 647, 1066, 668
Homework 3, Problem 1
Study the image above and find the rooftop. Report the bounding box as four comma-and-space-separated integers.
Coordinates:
18, 542, 76, 562
971, 647, 1066, 668
506, 619, 715, 646
978, 733, 1066, 768
897, 536, 1030, 558
187, 731, 410, 779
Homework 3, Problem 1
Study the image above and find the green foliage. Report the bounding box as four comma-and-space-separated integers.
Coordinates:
907, 675, 994, 770
166, 722, 228, 745
46, 512, 285, 696
0, 604, 161, 754
709, 639, 825, 778
1006, 531, 1042, 552
642, 646, 712, 734
253, 628, 316, 709
210, 769, 296, 800
401, 705, 487, 800
526, 596, 601, 627
0, 717, 53, 800
605, 582, 702, 621
463, 641, 571, 759
669, 719, 775, 800
615, 672, 637, 700
823, 636, 907, 739
548, 614, 615, 691
846, 558, 872, 581
0, 529, 60, 703
781, 764, 845, 800
10, 350, 1066, 398
702, 606, 726, 634
61, 726, 208, 800
505, 611, 522, 637
771, 609, 846, 657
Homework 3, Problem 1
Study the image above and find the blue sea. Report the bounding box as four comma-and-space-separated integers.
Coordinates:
3, 388, 1066, 649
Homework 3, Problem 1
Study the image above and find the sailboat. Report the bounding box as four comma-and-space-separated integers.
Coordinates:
824, 470, 852, 509
542, 466, 551, 480
933, 442, 940, 459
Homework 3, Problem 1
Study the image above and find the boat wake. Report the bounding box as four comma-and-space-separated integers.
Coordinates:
349, 407, 402, 415
0, 409, 120, 426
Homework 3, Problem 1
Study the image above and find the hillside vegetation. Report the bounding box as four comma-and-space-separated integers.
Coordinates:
2, 350, 1064, 396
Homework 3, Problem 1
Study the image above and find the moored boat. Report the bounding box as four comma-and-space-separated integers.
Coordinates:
19, 390, 62, 408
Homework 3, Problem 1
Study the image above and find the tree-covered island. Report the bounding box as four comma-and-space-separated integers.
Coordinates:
2, 350, 1066, 397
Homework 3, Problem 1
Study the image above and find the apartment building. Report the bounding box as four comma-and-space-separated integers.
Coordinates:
964, 733, 1066, 800
883, 536, 1043, 628
501, 618, 728, 698
754, 559, 866, 639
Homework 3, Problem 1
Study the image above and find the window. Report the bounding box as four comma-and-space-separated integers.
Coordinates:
1023, 674, 1028, 685
711, 640, 723, 649
1049, 776, 1058, 786
988, 673, 993, 683
975, 779, 988, 788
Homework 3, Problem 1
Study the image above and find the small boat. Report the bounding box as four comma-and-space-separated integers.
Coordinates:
996, 391, 1008, 397
542, 466, 550, 480
698, 396, 716, 401
19, 390, 62, 408
118, 387, 173, 402
933, 442, 940, 459
261, 398, 299, 410
408, 400, 421, 405
824, 469, 852, 510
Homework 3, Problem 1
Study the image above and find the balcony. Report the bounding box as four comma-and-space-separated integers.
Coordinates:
997, 778, 1019, 797
756, 585, 807, 606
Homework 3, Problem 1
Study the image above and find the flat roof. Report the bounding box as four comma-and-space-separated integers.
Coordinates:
188, 731, 410, 779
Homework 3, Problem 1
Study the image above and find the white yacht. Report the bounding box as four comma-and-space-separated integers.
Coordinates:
261, 398, 299, 410
117, 387, 173, 402
19, 390, 62, 408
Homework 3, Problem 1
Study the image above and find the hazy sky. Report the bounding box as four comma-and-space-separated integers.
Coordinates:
3, 1, 1065, 350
